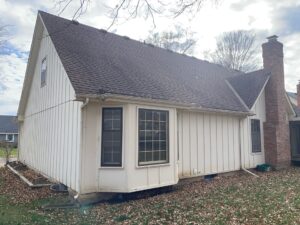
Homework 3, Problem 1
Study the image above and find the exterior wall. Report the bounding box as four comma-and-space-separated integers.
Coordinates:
80, 102, 178, 194
177, 111, 240, 178
19, 28, 82, 192
241, 90, 266, 168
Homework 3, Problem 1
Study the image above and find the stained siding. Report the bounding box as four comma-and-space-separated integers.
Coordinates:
241, 90, 266, 168
80, 102, 178, 193
19, 28, 82, 192
178, 111, 240, 178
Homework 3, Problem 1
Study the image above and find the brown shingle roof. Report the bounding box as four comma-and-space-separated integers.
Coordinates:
39, 11, 267, 113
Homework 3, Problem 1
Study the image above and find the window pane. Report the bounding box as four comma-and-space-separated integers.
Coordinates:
153, 151, 159, 161
146, 111, 152, 120
103, 119, 113, 130
113, 119, 121, 130
139, 141, 146, 151
138, 109, 169, 165
146, 141, 152, 151
160, 151, 166, 161
145, 131, 152, 141
101, 108, 122, 167
139, 152, 146, 162
146, 121, 152, 130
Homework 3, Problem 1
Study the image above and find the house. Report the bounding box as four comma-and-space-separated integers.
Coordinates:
17, 11, 297, 195
289, 82, 300, 162
287, 84, 300, 117
0, 115, 18, 146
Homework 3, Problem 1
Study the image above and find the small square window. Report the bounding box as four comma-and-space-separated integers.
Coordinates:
6, 134, 13, 142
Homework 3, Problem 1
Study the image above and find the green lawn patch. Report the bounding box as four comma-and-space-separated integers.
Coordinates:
0, 148, 18, 158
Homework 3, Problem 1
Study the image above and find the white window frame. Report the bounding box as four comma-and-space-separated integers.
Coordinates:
99, 105, 125, 169
136, 106, 170, 167
5, 134, 14, 142
251, 119, 262, 153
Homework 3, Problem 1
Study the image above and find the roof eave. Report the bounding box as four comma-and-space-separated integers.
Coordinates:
76, 93, 253, 116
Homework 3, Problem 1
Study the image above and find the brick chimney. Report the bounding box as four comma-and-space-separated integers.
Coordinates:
297, 81, 300, 106
262, 35, 291, 169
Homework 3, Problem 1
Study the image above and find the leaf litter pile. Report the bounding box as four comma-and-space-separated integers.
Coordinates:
1, 166, 300, 224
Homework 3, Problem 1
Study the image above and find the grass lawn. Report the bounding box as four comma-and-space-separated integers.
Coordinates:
1, 167, 300, 224
0, 148, 18, 158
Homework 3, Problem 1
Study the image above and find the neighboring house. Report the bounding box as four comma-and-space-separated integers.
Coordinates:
289, 82, 300, 161
0, 115, 18, 146
287, 84, 300, 117
287, 91, 298, 106
17, 11, 297, 195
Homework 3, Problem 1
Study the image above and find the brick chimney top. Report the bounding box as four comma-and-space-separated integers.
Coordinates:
267, 35, 278, 42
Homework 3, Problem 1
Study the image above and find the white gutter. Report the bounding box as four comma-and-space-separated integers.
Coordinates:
80, 98, 89, 109
78, 98, 89, 194
76, 93, 254, 117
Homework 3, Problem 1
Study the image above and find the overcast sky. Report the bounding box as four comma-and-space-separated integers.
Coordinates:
0, 0, 299, 115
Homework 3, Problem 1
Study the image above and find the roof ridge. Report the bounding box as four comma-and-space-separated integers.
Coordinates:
38, 10, 240, 75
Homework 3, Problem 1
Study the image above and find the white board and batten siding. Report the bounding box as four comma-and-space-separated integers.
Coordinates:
19, 28, 82, 192
241, 90, 266, 169
177, 90, 266, 178
178, 111, 240, 178
80, 102, 178, 194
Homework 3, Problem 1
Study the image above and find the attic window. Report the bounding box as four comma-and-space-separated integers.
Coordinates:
41, 57, 47, 87
251, 119, 262, 153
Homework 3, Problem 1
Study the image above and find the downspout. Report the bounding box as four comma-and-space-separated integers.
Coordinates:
77, 98, 89, 195
239, 118, 259, 178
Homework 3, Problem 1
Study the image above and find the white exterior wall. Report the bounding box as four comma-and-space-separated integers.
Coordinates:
178, 111, 241, 178
19, 28, 82, 192
80, 102, 178, 194
241, 90, 266, 168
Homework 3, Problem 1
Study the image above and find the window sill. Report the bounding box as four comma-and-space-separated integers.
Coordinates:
99, 166, 124, 169
136, 162, 170, 169
251, 151, 263, 156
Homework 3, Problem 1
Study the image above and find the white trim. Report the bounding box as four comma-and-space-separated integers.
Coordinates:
0, 133, 18, 135
135, 105, 171, 168
5, 134, 15, 142
98, 105, 125, 169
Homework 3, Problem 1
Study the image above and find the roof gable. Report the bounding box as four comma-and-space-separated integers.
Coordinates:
39, 11, 249, 113
227, 70, 270, 109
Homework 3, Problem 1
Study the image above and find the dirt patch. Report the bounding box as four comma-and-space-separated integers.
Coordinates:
8, 161, 52, 185
0, 167, 65, 204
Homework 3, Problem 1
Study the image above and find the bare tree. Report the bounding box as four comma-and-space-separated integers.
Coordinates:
145, 25, 197, 55
53, 0, 218, 29
209, 30, 259, 72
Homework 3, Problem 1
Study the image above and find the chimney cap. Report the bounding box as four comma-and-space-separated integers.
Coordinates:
267, 35, 278, 42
